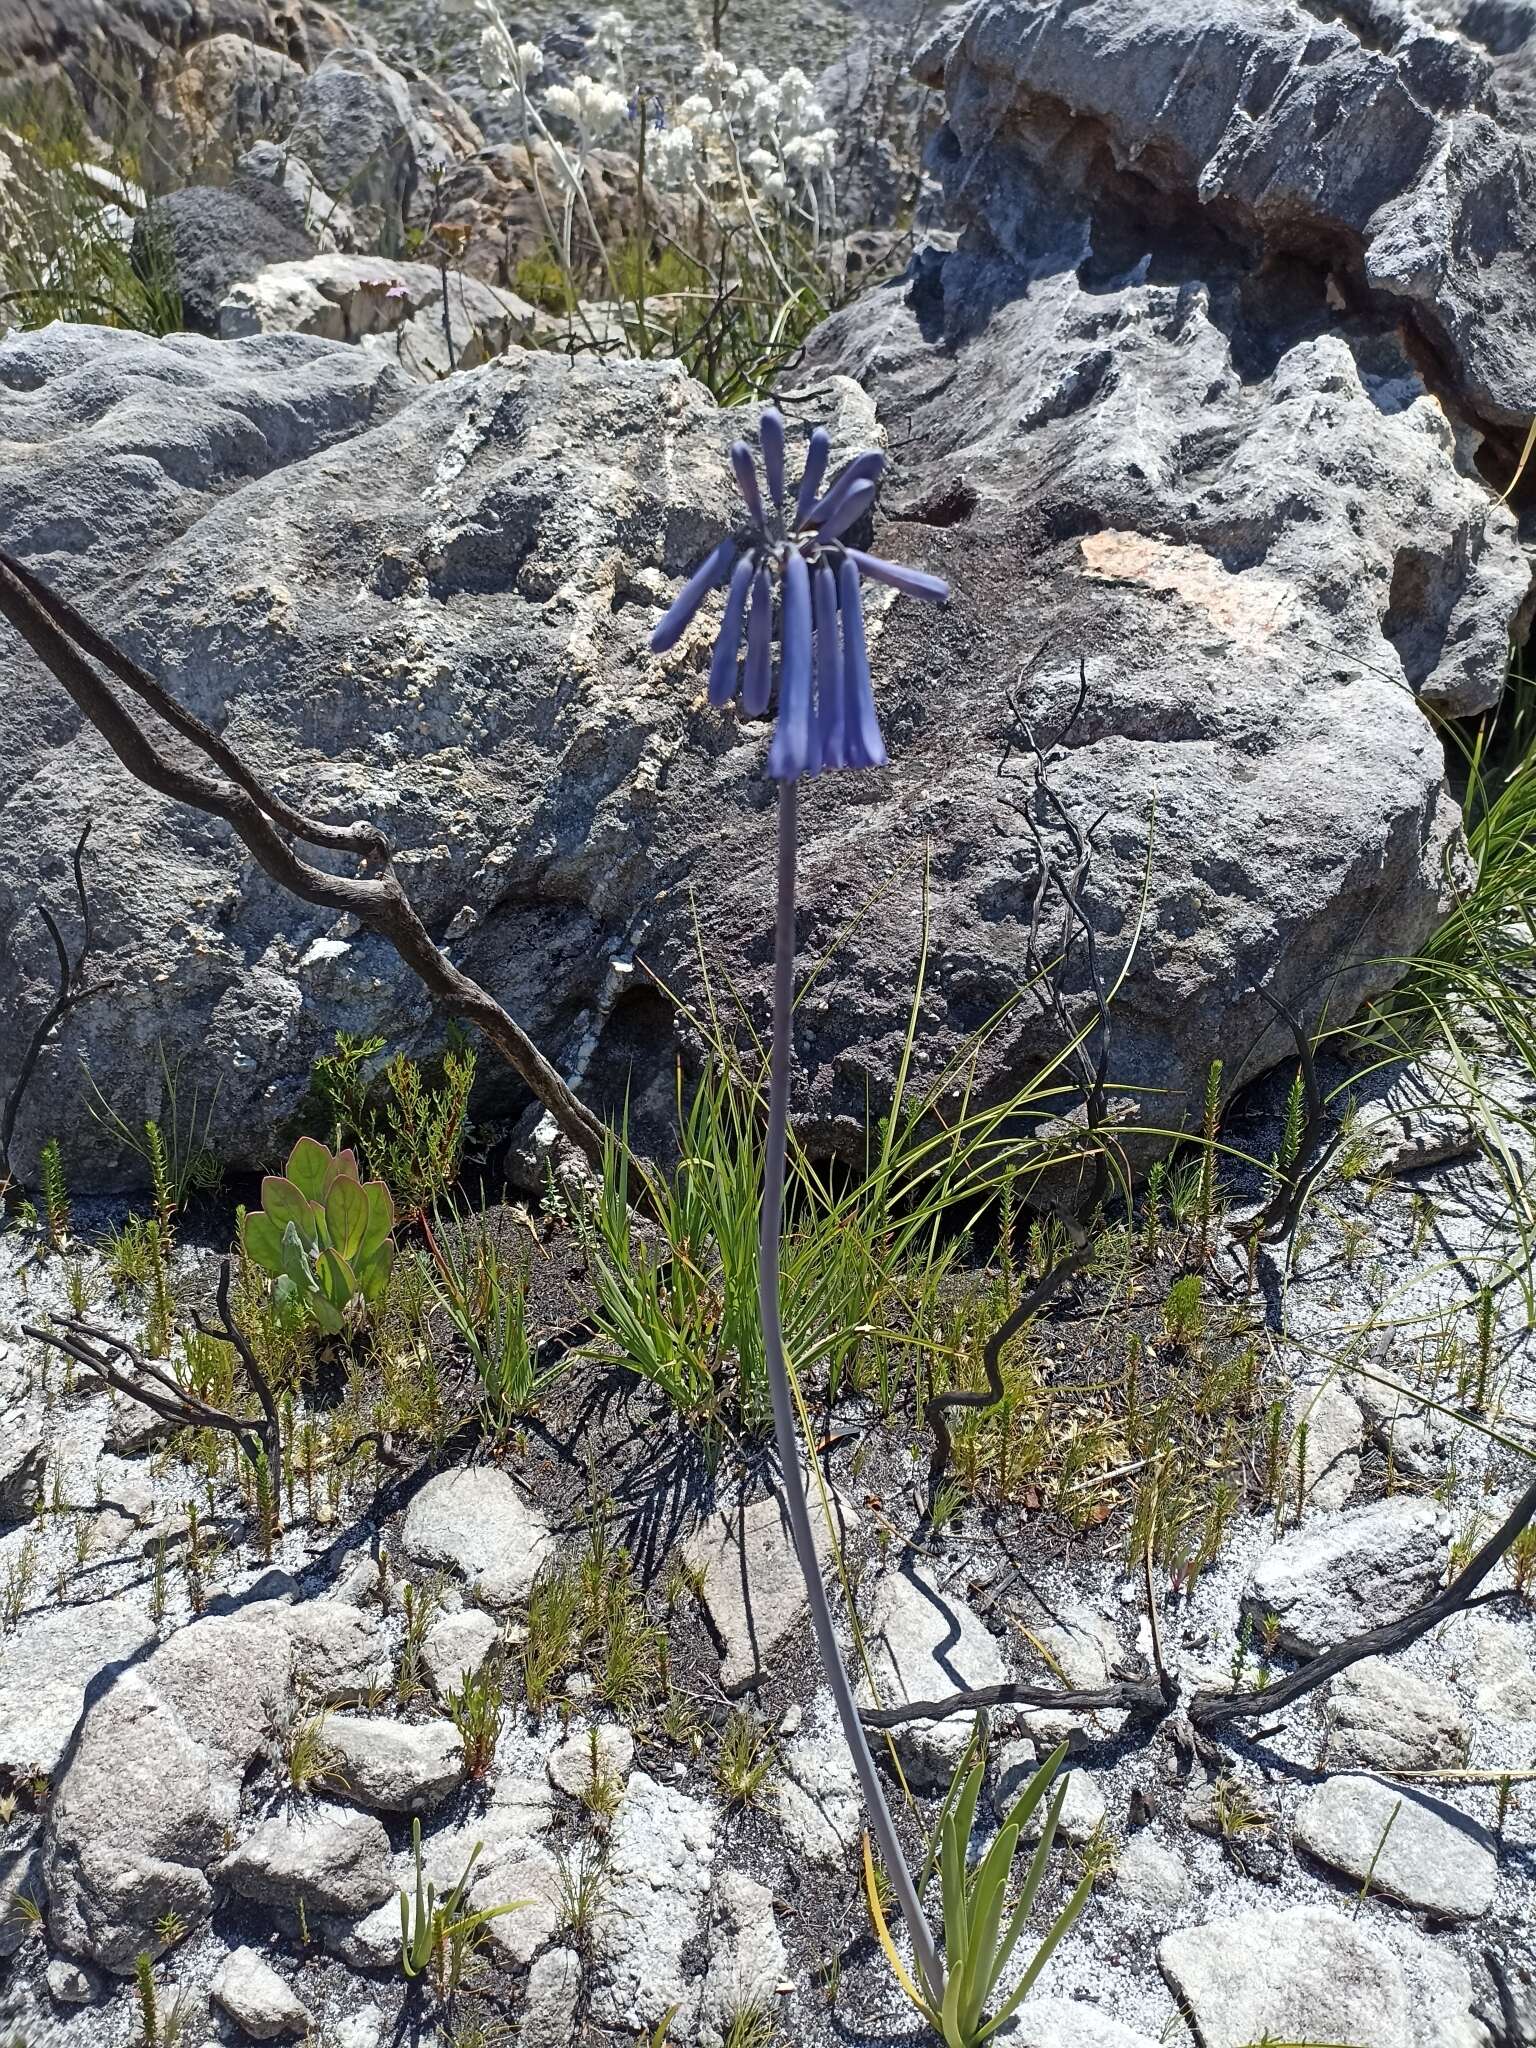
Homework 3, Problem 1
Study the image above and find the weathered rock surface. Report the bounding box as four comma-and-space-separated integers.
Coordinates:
0, 1399, 46, 1521
1460, 1613, 1536, 1722
422, 1605, 500, 1698
1012, 1999, 1164, 2048
857, 1564, 1008, 1788
591, 1771, 716, 2033
36, 1592, 392, 1969
216, 252, 535, 382
1242, 1496, 1446, 1655
400, 1466, 554, 1608
0, 1591, 149, 1777
285, 46, 469, 238
220, 1807, 396, 1919
0, 274, 1518, 1185
683, 1487, 858, 1693
774, 1713, 861, 1866
43, 1608, 293, 1970
1291, 1381, 1364, 1513
691, 1870, 789, 2047
1323, 1655, 1471, 1772
133, 184, 317, 334
546, 1722, 634, 1799
1110, 1832, 1189, 1926
519, 1946, 582, 2048
1293, 1772, 1496, 1919
320, 1713, 465, 1813
211, 1945, 314, 2039
1159, 1904, 1416, 2048
915, 0, 1536, 436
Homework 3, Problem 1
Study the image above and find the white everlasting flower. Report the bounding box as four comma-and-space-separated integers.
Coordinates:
776, 66, 814, 125
478, 20, 543, 90
677, 93, 716, 129
783, 126, 837, 175
542, 82, 582, 122
651, 125, 697, 188
516, 40, 545, 77
693, 49, 739, 94
545, 74, 627, 137
593, 7, 631, 47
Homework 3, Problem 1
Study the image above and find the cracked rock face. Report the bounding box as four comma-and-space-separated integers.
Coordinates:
916, 0, 1536, 434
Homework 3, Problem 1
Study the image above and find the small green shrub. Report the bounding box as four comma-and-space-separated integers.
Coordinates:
240, 1136, 394, 1337
311, 1032, 475, 1221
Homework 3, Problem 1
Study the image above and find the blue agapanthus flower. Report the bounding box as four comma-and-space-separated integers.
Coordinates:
650, 407, 950, 780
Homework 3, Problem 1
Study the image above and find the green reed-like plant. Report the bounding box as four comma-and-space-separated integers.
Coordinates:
865, 1738, 1090, 2045
399, 1816, 521, 1992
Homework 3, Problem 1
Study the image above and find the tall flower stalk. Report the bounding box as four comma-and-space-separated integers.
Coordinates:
652, 406, 949, 2000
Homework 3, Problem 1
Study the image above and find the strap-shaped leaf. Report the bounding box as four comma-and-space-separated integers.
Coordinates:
263, 1175, 318, 1244
986, 1778, 1067, 2001
978, 1870, 1093, 2042
960, 1821, 1018, 2031
940, 1805, 968, 1974
286, 1135, 333, 1202
861, 1832, 941, 2029
325, 1175, 369, 1261
953, 1757, 985, 1875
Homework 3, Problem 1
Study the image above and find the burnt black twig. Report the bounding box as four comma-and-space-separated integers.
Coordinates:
1, 818, 114, 1193
23, 1256, 281, 1487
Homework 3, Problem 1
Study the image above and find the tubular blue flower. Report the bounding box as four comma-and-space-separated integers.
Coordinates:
842, 547, 951, 605
812, 561, 842, 769
767, 549, 813, 780
792, 426, 830, 528
742, 566, 773, 716
649, 536, 736, 653
730, 441, 766, 529
649, 406, 950, 781
760, 407, 786, 506
708, 555, 755, 707
809, 477, 877, 543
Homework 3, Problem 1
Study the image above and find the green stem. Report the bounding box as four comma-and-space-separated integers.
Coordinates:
758, 779, 943, 2002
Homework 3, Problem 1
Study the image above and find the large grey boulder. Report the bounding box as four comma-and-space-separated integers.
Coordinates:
131, 185, 316, 334
1322, 1655, 1471, 1771
682, 1486, 858, 1694
39, 1594, 384, 1971
285, 46, 468, 242
400, 1466, 554, 1609
856, 1564, 1008, 1788
0, 300, 1519, 1186
43, 1609, 294, 1970
319, 1714, 465, 1814
1160, 1905, 1416, 2048
1242, 1496, 1446, 1654
219, 1807, 396, 1919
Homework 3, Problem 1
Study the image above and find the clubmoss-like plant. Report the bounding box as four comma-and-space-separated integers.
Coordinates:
241, 1136, 395, 1337
38, 1136, 69, 1249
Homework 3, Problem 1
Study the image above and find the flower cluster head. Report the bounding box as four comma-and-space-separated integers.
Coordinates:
543, 73, 629, 139
651, 409, 949, 781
